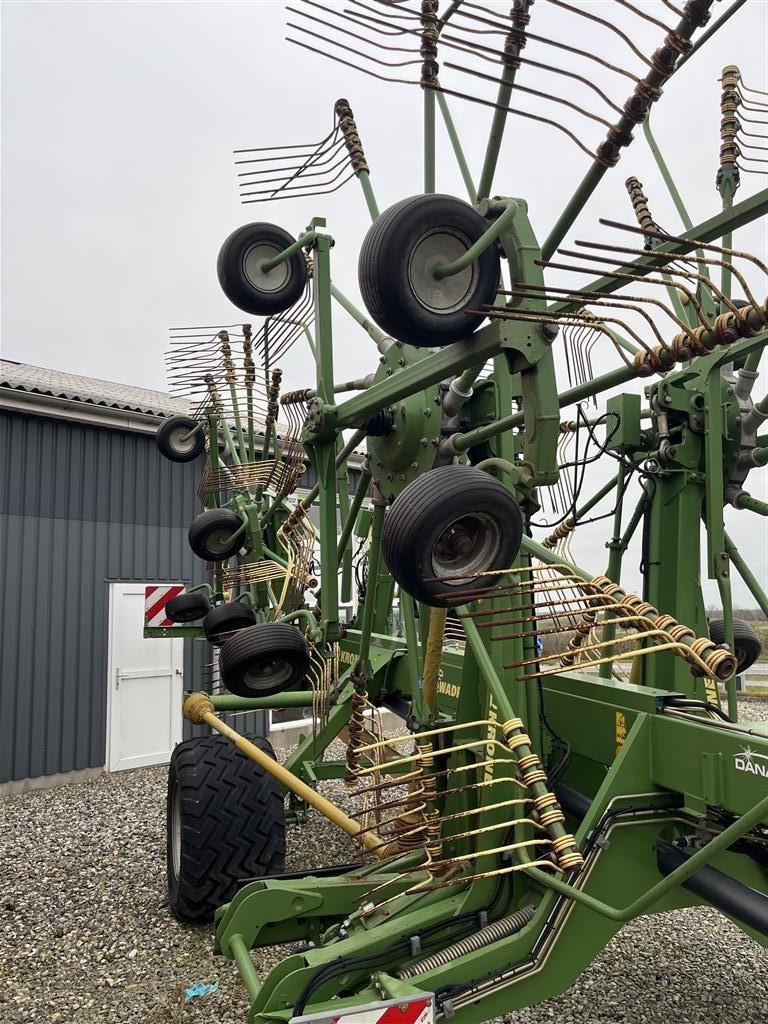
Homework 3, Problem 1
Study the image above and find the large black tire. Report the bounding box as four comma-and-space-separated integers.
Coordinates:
709, 617, 762, 674
358, 194, 500, 347
220, 622, 311, 697
217, 222, 308, 316
381, 465, 523, 606
203, 601, 257, 647
188, 508, 244, 561
156, 416, 205, 463
167, 733, 285, 922
166, 590, 211, 623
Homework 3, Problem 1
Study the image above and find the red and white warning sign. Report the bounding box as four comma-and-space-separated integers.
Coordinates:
291, 996, 434, 1024
144, 584, 185, 627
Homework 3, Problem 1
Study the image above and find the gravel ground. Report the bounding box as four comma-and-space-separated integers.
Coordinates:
2, 701, 766, 1024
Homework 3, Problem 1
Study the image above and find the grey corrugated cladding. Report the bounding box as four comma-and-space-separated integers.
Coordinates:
0, 408, 267, 784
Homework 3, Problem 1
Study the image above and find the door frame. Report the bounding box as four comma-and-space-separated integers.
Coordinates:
105, 580, 185, 772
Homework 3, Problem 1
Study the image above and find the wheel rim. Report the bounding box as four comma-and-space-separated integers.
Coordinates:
243, 242, 291, 294
171, 780, 181, 879
169, 425, 197, 455
408, 229, 477, 315
205, 528, 238, 556
430, 512, 503, 585
243, 658, 295, 691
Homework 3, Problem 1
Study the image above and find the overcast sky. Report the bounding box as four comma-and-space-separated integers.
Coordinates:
2, 0, 766, 607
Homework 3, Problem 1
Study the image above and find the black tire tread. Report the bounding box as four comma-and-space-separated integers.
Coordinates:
156, 416, 205, 463
217, 222, 307, 317
219, 622, 310, 697
167, 733, 285, 922
203, 602, 257, 646
166, 590, 211, 623
188, 508, 243, 562
358, 194, 499, 347
382, 465, 522, 606
709, 617, 762, 673
359, 196, 427, 340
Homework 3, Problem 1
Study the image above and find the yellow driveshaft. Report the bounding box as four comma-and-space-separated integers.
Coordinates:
183, 693, 384, 854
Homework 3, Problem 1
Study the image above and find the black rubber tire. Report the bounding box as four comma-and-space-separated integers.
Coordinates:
155, 415, 205, 463
381, 465, 523, 606
188, 508, 244, 562
166, 733, 285, 922
166, 590, 211, 623
217, 222, 308, 316
220, 622, 311, 697
709, 617, 762, 674
203, 601, 257, 647
358, 194, 500, 347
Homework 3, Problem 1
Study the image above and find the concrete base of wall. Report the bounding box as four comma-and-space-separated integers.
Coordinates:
0, 765, 105, 798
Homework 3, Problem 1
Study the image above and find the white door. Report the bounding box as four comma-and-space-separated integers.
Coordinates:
107, 582, 184, 771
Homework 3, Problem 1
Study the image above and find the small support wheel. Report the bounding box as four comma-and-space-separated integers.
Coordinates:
203, 601, 257, 647
166, 590, 211, 623
381, 465, 523, 606
156, 416, 205, 463
358, 194, 500, 347
167, 733, 285, 922
709, 617, 762, 674
217, 222, 308, 316
219, 622, 311, 697
188, 508, 244, 562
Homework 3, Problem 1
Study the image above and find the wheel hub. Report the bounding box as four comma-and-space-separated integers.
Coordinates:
170, 426, 197, 454
408, 229, 476, 314
207, 529, 237, 555
243, 242, 290, 293
431, 512, 503, 583
244, 659, 294, 690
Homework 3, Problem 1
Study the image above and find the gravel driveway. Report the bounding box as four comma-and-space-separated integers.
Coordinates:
2, 702, 766, 1024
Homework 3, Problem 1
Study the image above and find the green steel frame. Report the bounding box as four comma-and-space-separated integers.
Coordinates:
150, 5, 768, 1022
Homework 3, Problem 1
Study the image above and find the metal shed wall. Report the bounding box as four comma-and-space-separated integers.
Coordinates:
0, 409, 268, 785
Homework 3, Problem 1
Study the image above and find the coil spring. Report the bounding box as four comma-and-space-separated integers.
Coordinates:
242, 330, 255, 387
625, 176, 661, 244
218, 331, 238, 385
280, 388, 315, 406
687, 637, 737, 680
334, 98, 369, 176
396, 906, 536, 979
420, 1, 439, 87
344, 678, 369, 782
265, 368, 282, 427
720, 66, 741, 171
633, 301, 766, 377
543, 519, 574, 550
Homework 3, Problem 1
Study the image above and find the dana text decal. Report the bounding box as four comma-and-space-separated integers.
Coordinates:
734, 746, 768, 778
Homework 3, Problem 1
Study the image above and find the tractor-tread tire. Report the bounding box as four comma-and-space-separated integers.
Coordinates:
203, 602, 257, 647
358, 193, 499, 347
167, 733, 285, 922
381, 465, 522, 606
709, 617, 762, 674
220, 622, 311, 698
188, 508, 244, 562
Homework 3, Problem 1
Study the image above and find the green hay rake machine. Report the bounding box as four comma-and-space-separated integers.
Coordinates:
147, 2, 767, 1021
